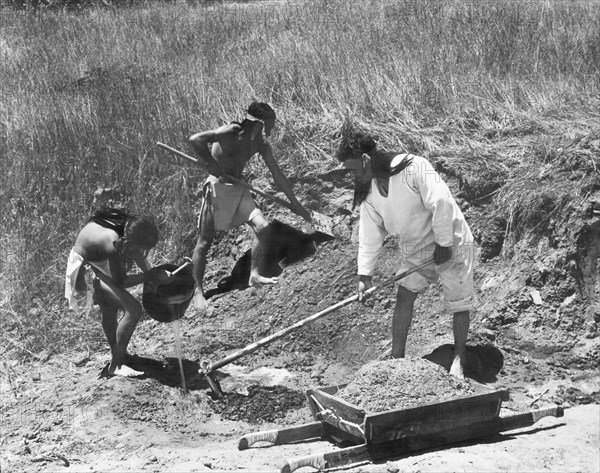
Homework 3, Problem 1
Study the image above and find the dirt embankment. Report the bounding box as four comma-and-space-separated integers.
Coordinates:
2, 129, 600, 472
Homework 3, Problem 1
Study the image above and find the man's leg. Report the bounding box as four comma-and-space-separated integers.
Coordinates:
392, 285, 419, 358
191, 204, 215, 310
247, 213, 279, 286
97, 281, 144, 377
450, 310, 470, 379
111, 303, 143, 377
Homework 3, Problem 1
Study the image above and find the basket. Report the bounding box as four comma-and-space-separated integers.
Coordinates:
142, 263, 195, 323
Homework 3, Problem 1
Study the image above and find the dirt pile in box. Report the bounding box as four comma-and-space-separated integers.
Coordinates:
338, 358, 476, 413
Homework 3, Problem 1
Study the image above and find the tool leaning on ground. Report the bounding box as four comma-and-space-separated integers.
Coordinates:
156, 142, 335, 237
198, 259, 435, 399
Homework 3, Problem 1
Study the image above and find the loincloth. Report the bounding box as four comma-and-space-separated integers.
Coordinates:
199, 176, 260, 231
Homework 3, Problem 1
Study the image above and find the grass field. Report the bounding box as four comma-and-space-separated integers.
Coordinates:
1, 0, 599, 356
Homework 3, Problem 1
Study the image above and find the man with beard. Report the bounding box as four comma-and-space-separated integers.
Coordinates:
337, 127, 476, 378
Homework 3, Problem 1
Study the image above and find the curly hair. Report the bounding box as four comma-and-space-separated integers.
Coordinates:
125, 216, 159, 249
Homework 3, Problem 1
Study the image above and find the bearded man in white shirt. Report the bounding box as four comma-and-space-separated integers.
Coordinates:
337, 129, 476, 378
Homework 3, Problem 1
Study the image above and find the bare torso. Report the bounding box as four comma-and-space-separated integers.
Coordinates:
73, 222, 126, 286
210, 123, 266, 179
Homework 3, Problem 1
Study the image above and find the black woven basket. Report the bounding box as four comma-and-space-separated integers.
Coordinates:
142, 263, 195, 323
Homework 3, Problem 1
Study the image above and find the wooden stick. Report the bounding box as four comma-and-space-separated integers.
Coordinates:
205, 260, 434, 373
156, 142, 336, 235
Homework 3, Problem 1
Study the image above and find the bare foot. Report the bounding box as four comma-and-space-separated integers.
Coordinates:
190, 292, 208, 312
248, 274, 279, 286
449, 355, 465, 379
109, 363, 144, 378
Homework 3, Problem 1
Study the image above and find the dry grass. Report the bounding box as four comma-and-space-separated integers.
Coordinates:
1, 0, 599, 358
494, 131, 600, 242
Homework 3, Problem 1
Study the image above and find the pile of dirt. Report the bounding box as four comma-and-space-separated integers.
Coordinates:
553, 386, 600, 406
337, 358, 476, 413
213, 384, 306, 423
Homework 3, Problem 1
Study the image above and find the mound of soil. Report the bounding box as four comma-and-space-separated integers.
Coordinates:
213, 384, 306, 423
205, 219, 319, 299
338, 358, 476, 413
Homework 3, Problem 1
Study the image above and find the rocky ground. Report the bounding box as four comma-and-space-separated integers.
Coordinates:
2, 150, 600, 472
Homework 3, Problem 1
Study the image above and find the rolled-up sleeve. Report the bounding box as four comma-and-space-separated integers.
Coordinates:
358, 199, 386, 275
416, 160, 455, 247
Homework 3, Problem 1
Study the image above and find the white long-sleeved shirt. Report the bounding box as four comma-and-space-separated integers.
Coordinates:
358, 154, 473, 276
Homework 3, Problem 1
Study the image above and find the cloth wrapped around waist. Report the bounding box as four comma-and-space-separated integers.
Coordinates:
200, 175, 260, 231
64, 248, 95, 313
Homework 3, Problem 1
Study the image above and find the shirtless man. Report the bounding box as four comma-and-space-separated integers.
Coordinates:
65, 208, 167, 377
188, 102, 311, 310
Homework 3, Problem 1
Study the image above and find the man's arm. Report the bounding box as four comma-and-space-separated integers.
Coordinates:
122, 257, 150, 288
414, 157, 455, 265
358, 199, 386, 277
415, 158, 455, 248
258, 142, 312, 221
357, 199, 385, 301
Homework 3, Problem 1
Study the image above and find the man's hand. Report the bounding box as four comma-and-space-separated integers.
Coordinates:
145, 269, 172, 293
358, 275, 373, 302
434, 244, 453, 265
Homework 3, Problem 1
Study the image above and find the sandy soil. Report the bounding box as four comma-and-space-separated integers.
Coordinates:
2, 171, 599, 473
1, 351, 598, 473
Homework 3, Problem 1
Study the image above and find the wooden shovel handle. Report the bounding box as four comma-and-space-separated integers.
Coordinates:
281, 453, 326, 473
206, 259, 434, 373
499, 405, 564, 431
238, 429, 279, 450
281, 444, 370, 473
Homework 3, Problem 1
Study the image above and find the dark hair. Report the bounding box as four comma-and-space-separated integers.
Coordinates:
336, 130, 376, 162
247, 102, 276, 121
337, 129, 413, 208
89, 207, 129, 236
125, 216, 159, 249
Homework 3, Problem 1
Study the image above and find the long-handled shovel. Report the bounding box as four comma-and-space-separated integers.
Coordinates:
199, 259, 434, 399
156, 142, 335, 238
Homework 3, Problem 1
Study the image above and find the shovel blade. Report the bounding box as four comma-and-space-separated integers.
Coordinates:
206, 371, 225, 400
309, 210, 335, 238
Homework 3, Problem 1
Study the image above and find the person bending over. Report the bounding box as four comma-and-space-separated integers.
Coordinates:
337, 128, 476, 378
188, 102, 310, 310
66, 208, 167, 377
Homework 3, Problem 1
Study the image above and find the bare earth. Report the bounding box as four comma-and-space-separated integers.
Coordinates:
2, 172, 600, 473
1, 352, 598, 473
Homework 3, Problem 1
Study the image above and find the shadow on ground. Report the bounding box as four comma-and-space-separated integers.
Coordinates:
368, 423, 565, 466
423, 343, 504, 383
99, 355, 211, 390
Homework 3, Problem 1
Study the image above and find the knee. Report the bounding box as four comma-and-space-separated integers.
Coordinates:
250, 213, 270, 234
396, 286, 418, 306
193, 238, 212, 258
123, 305, 143, 322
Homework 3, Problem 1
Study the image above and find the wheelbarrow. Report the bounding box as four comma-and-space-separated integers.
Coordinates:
197, 260, 435, 399
239, 384, 564, 472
